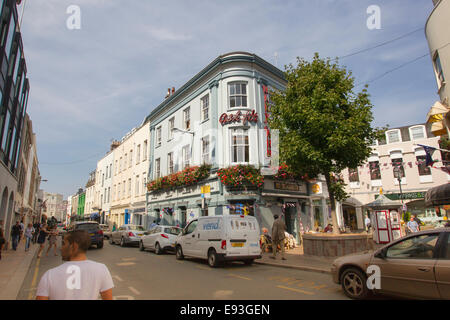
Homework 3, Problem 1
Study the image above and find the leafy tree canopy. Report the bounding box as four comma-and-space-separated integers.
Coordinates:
270, 53, 385, 203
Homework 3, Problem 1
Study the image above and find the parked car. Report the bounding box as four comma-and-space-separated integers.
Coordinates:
71, 221, 104, 249
100, 224, 111, 239
110, 224, 146, 247
139, 225, 181, 254
175, 215, 262, 267
331, 228, 450, 299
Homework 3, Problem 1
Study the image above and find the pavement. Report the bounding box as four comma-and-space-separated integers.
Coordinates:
0, 239, 39, 300
255, 245, 335, 274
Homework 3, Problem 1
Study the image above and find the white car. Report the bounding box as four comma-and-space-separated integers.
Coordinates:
175, 215, 262, 267
139, 225, 181, 254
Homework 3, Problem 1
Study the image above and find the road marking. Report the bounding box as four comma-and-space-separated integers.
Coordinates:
116, 262, 136, 266
128, 286, 141, 295
113, 275, 124, 282
196, 266, 211, 271
277, 285, 315, 296
121, 257, 137, 261
213, 290, 234, 299
228, 273, 252, 281
113, 295, 135, 300
28, 257, 41, 300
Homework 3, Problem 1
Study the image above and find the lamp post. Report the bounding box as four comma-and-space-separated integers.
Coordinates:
393, 166, 406, 213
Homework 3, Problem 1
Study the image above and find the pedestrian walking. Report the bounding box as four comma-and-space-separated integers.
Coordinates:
36, 230, 114, 300
19, 220, 25, 242
33, 222, 40, 244
407, 216, 420, 234
270, 214, 287, 260
24, 223, 35, 252
11, 221, 21, 251
46, 226, 59, 257
37, 223, 50, 258
365, 215, 371, 233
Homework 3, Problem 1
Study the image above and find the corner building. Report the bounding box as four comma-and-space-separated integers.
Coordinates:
146, 52, 326, 243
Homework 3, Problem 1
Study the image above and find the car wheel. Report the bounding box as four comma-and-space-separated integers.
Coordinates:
120, 237, 125, 247
208, 249, 219, 268
243, 259, 254, 265
97, 241, 103, 249
139, 240, 145, 251
155, 242, 162, 255
176, 245, 184, 260
340, 267, 370, 300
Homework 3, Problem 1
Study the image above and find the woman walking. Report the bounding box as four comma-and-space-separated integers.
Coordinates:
45, 225, 58, 257
24, 223, 34, 252
37, 223, 49, 258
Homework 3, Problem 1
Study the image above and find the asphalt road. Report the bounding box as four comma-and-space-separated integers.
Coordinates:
18, 239, 348, 300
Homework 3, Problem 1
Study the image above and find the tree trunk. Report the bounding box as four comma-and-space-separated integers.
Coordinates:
324, 173, 341, 234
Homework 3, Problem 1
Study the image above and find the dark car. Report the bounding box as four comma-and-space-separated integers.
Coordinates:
72, 221, 104, 249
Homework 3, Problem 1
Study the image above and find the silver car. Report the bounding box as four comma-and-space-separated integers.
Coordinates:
139, 225, 181, 254
110, 224, 146, 247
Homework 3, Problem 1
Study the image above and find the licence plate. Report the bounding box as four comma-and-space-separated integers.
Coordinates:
231, 243, 244, 247
89, 233, 95, 236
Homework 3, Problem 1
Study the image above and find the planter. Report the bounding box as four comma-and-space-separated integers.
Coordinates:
302, 233, 375, 257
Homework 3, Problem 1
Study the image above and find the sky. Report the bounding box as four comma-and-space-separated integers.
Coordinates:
18, 0, 438, 198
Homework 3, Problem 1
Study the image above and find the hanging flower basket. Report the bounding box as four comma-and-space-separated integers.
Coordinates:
274, 162, 309, 181
217, 164, 264, 190
147, 164, 211, 193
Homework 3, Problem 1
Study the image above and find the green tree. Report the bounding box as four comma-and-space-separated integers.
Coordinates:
269, 53, 384, 233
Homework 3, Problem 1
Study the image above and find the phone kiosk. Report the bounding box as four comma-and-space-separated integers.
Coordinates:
365, 194, 403, 244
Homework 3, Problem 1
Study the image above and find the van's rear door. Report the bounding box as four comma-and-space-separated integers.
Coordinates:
227, 216, 260, 257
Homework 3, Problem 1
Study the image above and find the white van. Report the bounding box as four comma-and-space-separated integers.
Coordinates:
175, 215, 262, 267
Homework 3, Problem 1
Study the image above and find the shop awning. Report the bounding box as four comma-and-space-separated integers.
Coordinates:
425, 183, 450, 206
426, 101, 449, 123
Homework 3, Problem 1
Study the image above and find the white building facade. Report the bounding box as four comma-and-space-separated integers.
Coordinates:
339, 123, 449, 230
145, 52, 328, 243
93, 148, 115, 225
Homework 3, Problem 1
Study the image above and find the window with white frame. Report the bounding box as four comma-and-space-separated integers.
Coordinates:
348, 168, 359, 182
143, 140, 148, 160
124, 154, 127, 169
117, 183, 121, 200
409, 126, 426, 140
201, 94, 209, 121
129, 150, 133, 168
391, 151, 405, 179
168, 152, 174, 174
386, 130, 401, 144
107, 187, 110, 202
119, 157, 122, 172
155, 158, 161, 179
122, 180, 125, 199
182, 145, 190, 169
368, 153, 381, 181
228, 82, 247, 108
136, 144, 140, 164
183, 107, 190, 130
168, 117, 175, 140
231, 128, 249, 163
433, 51, 445, 87
202, 136, 210, 164
156, 126, 162, 146
128, 178, 131, 197
115, 160, 118, 175
415, 148, 432, 176
142, 174, 146, 195
135, 175, 140, 195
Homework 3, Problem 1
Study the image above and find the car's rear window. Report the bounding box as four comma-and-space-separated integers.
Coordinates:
76, 224, 99, 230
164, 227, 181, 235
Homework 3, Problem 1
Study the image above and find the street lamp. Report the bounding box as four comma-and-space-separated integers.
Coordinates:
393, 166, 406, 213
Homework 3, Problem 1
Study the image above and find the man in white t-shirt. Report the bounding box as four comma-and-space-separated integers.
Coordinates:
36, 230, 114, 300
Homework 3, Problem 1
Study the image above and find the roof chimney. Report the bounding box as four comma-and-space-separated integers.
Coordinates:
165, 88, 171, 99
172, 87, 175, 95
